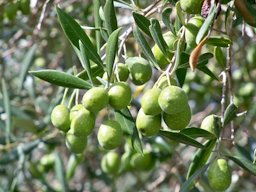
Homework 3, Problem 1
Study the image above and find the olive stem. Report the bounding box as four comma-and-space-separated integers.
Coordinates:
61, 88, 69, 105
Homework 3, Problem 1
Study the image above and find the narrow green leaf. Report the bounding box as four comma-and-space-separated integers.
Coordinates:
181, 164, 209, 192
56, 7, 103, 68
149, 19, 168, 56
18, 44, 37, 92
78, 65, 104, 82
159, 130, 205, 148
187, 139, 216, 178
196, 4, 216, 44
235, 144, 252, 161
115, 108, 143, 154
180, 128, 216, 139
1, 79, 11, 143
133, 26, 158, 68
197, 66, 219, 81
176, 52, 189, 86
93, 0, 102, 53
206, 36, 231, 47
30, 70, 92, 89
214, 47, 225, 67
79, 40, 93, 85
66, 154, 83, 180
104, 0, 118, 35
0, 140, 40, 164
225, 155, 256, 175
175, 1, 185, 26
213, 115, 221, 138
105, 28, 122, 79
54, 153, 69, 192
132, 12, 151, 37
162, 7, 176, 35
223, 103, 238, 126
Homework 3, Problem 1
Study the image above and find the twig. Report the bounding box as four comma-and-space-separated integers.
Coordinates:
34, 0, 51, 34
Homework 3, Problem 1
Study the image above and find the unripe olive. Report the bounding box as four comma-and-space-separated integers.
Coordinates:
156, 75, 178, 89
207, 158, 231, 191
51, 104, 70, 132
82, 87, 109, 113
136, 108, 161, 137
108, 82, 132, 110
180, 0, 204, 14
97, 120, 123, 150
130, 152, 155, 171
200, 115, 214, 134
126, 57, 152, 85
69, 104, 84, 121
163, 103, 191, 130
185, 16, 204, 50
69, 107, 95, 136
101, 151, 121, 176
66, 134, 87, 154
151, 32, 177, 69
141, 87, 162, 115
158, 86, 188, 115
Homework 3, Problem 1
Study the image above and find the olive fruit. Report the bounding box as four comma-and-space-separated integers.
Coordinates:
180, 0, 204, 14
108, 82, 132, 110
126, 57, 152, 85
163, 104, 191, 130
151, 32, 177, 69
141, 87, 162, 115
130, 152, 155, 171
246, 44, 256, 66
66, 134, 87, 154
185, 16, 204, 50
101, 151, 121, 176
207, 158, 231, 191
69, 107, 95, 136
82, 87, 109, 113
136, 108, 161, 137
156, 75, 178, 89
51, 104, 70, 132
200, 114, 214, 134
158, 86, 188, 115
117, 63, 129, 81
69, 104, 84, 121
97, 120, 123, 150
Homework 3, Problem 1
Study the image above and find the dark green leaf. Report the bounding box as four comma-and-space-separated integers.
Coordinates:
56, 7, 103, 68
159, 130, 205, 148
93, 0, 102, 53
149, 19, 168, 55
235, 144, 252, 161
196, 4, 216, 44
133, 26, 158, 68
197, 66, 219, 81
104, 0, 118, 35
162, 7, 176, 35
0, 140, 40, 164
187, 139, 216, 178
181, 164, 209, 192
224, 103, 238, 126
54, 153, 69, 192
132, 12, 151, 37
30, 70, 92, 89
78, 64, 104, 81
180, 128, 216, 139
225, 155, 256, 175
115, 108, 143, 154
214, 46, 225, 67
176, 52, 189, 86
18, 44, 37, 92
105, 28, 122, 79
79, 41, 93, 85
1, 79, 11, 143
213, 115, 221, 138
206, 36, 231, 47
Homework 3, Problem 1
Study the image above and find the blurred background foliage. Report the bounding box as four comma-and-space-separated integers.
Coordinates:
0, 0, 256, 191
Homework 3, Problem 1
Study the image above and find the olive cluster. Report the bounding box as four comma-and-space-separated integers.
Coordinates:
51, 81, 132, 154
136, 82, 191, 137
3, 0, 30, 20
